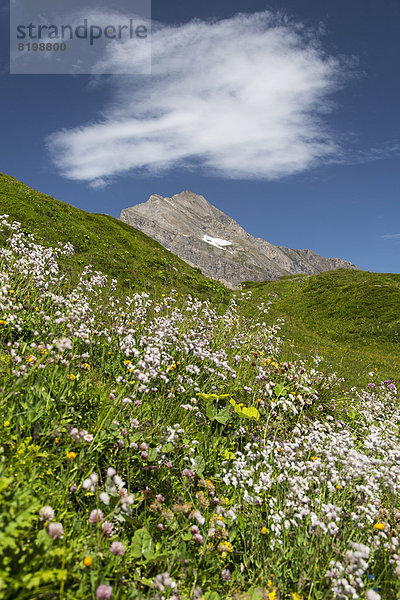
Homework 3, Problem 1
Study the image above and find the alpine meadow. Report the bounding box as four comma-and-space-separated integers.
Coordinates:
1, 172, 400, 600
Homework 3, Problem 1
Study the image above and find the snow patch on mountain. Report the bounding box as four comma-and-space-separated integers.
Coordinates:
202, 235, 232, 250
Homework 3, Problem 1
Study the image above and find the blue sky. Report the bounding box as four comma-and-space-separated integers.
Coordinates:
1, 0, 399, 273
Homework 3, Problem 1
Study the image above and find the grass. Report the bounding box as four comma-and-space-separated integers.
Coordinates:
0, 172, 229, 303
1, 171, 400, 390
1, 212, 400, 599
1, 216, 400, 599
242, 270, 400, 387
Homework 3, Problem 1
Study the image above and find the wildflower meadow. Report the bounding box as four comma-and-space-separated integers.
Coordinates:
1, 215, 400, 600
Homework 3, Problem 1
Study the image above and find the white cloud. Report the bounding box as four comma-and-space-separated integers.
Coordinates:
380, 233, 400, 241
47, 11, 346, 185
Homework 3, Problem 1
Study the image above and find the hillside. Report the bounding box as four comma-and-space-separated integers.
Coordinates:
243, 269, 400, 385
1, 216, 400, 599
0, 173, 399, 387
0, 173, 229, 302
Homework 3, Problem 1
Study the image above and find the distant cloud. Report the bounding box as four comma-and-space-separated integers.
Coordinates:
380, 233, 400, 241
47, 11, 347, 186
332, 142, 400, 166
367, 143, 400, 160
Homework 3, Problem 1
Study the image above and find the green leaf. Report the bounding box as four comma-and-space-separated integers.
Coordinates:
346, 409, 361, 421
22, 569, 67, 589
0, 477, 13, 493
147, 447, 158, 462
229, 526, 238, 542
198, 393, 231, 403
199, 393, 220, 403
274, 383, 286, 397
204, 593, 220, 600
247, 588, 264, 600
215, 406, 231, 425
230, 399, 260, 420
36, 528, 51, 548
241, 406, 260, 421
206, 403, 218, 421
193, 455, 205, 476
132, 528, 155, 560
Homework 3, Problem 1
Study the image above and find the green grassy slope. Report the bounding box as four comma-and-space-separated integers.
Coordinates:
2, 235, 400, 599
243, 269, 400, 385
1, 171, 399, 386
0, 172, 229, 302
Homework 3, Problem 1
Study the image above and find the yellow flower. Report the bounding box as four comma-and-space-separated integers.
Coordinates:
28, 444, 40, 452
217, 541, 233, 554
4, 421, 10, 427
292, 594, 303, 600
54, 437, 59, 444
374, 523, 385, 530
0, 320, 6, 325
9, 290, 14, 294
66, 451, 77, 460
268, 590, 277, 600
83, 556, 92, 567
261, 526, 268, 535
66, 374, 76, 381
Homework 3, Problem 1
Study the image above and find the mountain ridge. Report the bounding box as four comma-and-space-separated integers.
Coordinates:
120, 191, 358, 288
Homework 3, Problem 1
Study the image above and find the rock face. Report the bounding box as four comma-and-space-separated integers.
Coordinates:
120, 191, 358, 289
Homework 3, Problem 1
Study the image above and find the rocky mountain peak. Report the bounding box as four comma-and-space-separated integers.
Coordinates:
120, 192, 358, 289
